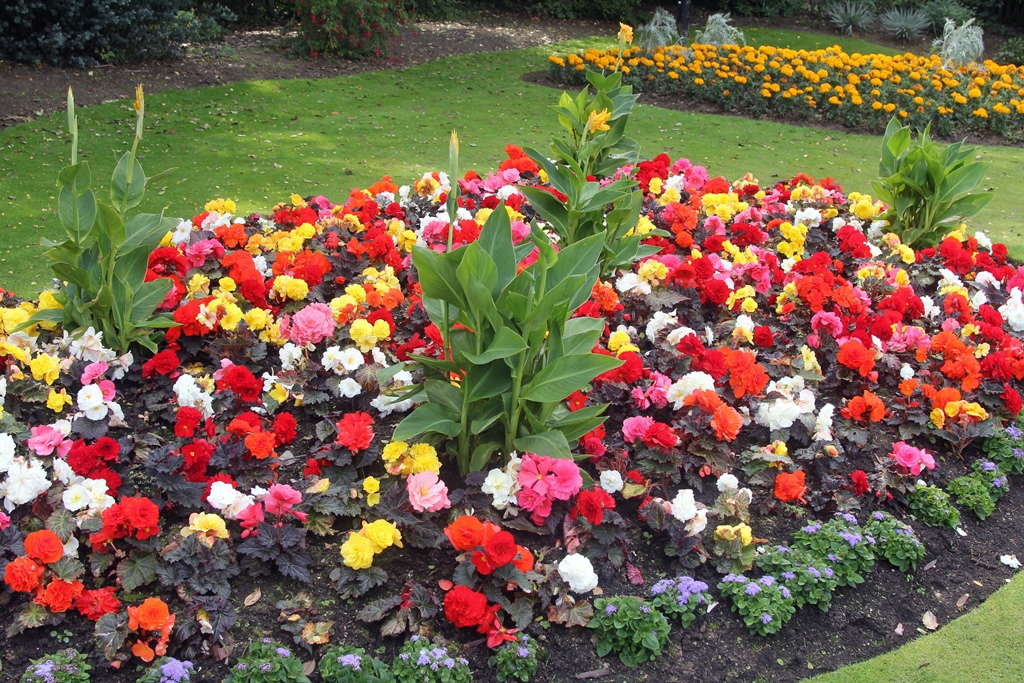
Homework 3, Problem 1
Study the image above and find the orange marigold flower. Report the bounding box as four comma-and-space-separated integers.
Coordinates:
837, 339, 876, 377
774, 470, 807, 504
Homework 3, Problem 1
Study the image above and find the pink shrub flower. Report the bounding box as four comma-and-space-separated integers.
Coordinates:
279, 302, 336, 347
890, 441, 936, 476
407, 471, 451, 513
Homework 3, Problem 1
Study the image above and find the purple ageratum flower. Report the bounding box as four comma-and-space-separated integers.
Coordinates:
839, 531, 862, 547
776, 545, 791, 553
259, 663, 273, 672
235, 663, 248, 671
981, 461, 998, 472
1006, 424, 1022, 440
873, 512, 886, 521
444, 658, 456, 669
841, 513, 859, 525
651, 579, 672, 595
781, 571, 796, 580
994, 476, 1008, 488
400, 653, 411, 661
459, 658, 469, 666
518, 648, 530, 658
802, 524, 822, 534
605, 604, 618, 615
759, 576, 775, 586
745, 582, 762, 596
339, 654, 362, 670
640, 605, 650, 614
823, 567, 835, 578
761, 613, 773, 624
417, 653, 431, 666
1014, 448, 1024, 459
828, 553, 839, 562
780, 586, 792, 599
807, 567, 822, 579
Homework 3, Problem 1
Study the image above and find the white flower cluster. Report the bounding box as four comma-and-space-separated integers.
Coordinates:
1000, 288, 1024, 332
665, 371, 716, 410
670, 489, 708, 536
753, 376, 816, 432
0, 434, 50, 512
482, 454, 522, 511
76, 384, 124, 424
173, 375, 215, 418
65, 327, 134, 379
321, 346, 365, 398
370, 368, 416, 416
557, 553, 599, 593
207, 480, 256, 519
600, 470, 623, 494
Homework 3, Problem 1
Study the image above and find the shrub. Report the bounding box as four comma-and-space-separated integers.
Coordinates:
319, 645, 395, 683
790, 515, 876, 588
908, 484, 961, 528
589, 596, 671, 667
863, 512, 926, 573
717, 574, 796, 636
495, 0, 640, 21
997, 35, 1024, 65
0, 0, 192, 67
284, 0, 407, 59
754, 546, 839, 611
947, 472, 996, 519
923, 0, 975, 34
932, 18, 984, 66
224, 640, 310, 683
391, 637, 471, 683
636, 8, 680, 48
137, 658, 196, 683
649, 575, 711, 627
21, 649, 90, 683
826, 0, 877, 35
488, 635, 542, 682
694, 13, 746, 47
880, 7, 931, 41
871, 117, 992, 248
983, 422, 1024, 475
719, 0, 805, 17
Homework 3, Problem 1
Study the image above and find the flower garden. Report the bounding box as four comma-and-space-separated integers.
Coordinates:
2, 24, 1024, 683
548, 42, 1024, 139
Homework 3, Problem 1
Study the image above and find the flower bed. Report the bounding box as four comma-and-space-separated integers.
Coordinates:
548, 43, 1024, 139
2, 122, 1024, 679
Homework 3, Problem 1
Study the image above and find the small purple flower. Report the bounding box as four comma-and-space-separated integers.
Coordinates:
518, 647, 530, 658
873, 512, 886, 521
745, 582, 761, 596
1006, 424, 1022, 440
780, 586, 792, 599
823, 567, 835, 578
605, 604, 618, 615
994, 476, 1008, 488
802, 524, 822, 534
259, 663, 273, 673
841, 513, 859, 525
828, 553, 839, 562
776, 545, 791, 553
235, 663, 248, 671
781, 571, 796, 580
400, 653, 411, 661
839, 531, 862, 546
339, 654, 362, 670
761, 613, 773, 624
275, 647, 291, 658
807, 567, 822, 579
981, 461, 998, 472
444, 658, 456, 669
759, 576, 776, 586
417, 653, 431, 666
640, 605, 650, 614
1013, 448, 1024, 459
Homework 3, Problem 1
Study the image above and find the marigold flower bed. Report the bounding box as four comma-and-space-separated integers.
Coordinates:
548, 43, 1024, 139
1, 143, 1023, 681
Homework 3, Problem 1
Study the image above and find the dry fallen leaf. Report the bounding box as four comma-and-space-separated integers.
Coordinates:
923, 560, 938, 571
302, 621, 333, 646
244, 588, 262, 607
438, 579, 453, 591
973, 580, 984, 587
302, 660, 316, 676
922, 611, 939, 630
895, 623, 904, 636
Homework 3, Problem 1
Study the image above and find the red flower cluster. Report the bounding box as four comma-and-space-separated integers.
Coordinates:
66, 437, 123, 496
89, 496, 161, 550
569, 488, 616, 525
335, 411, 375, 452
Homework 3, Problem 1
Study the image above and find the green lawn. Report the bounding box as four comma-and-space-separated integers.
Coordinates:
2, 31, 1018, 297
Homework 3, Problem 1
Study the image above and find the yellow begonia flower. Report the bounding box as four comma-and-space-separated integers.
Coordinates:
244, 308, 270, 331
205, 198, 237, 214
607, 330, 631, 352
362, 519, 403, 553
218, 277, 236, 292
587, 108, 612, 133
409, 443, 441, 475
341, 531, 376, 570
269, 384, 288, 404
180, 512, 229, 543
187, 274, 211, 299
47, 388, 73, 413
363, 476, 381, 506
30, 354, 60, 385
930, 408, 945, 428
349, 319, 379, 352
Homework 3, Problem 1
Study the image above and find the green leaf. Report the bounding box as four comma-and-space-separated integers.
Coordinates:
95, 203, 126, 251
463, 362, 512, 402
122, 213, 178, 253
110, 151, 146, 211
476, 198, 517, 290
463, 327, 527, 365
521, 353, 622, 403
513, 430, 573, 459
424, 379, 463, 415
95, 612, 128, 661
58, 184, 97, 245
46, 508, 78, 541
469, 400, 504, 434
116, 551, 158, 592
518, 186, 570, 237
470, 441, 502, 471
129, 278, 173, 324
412, 245, 468, 309
391, 403, 462, 441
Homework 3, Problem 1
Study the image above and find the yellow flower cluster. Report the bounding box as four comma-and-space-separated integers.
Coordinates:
550, 42, 1024, 138
776, 221, 808, 261
381, 441, 441, 477
715, 522, 754, 545
607, 329, 640, 356
204, 198, 237, 214
348, 318, 391, 352
340, 519, 403, 570
270, 275, 310, 302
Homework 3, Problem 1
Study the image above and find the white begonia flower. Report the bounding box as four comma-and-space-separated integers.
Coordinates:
685, 508, 708, 536
76, 384, 108, 421
734, 314, 755, 333
482, 468, 518, 510
69, 327, 113, 363
938, 268, 963, 290
370, 347, 388, 365
63, 484, 90, 512
336, 378, 363, 399
755, 399, 803, 431
206, 481, 255, 519
970, 289, 988, 308
557, 553, 599, 593
975, 271, 1000, 289
600, 470, 624, 495
62, 535, 79, 558
321, 346, 345, 373
717, 473, 739, 492
813, 403, 836, 442
615, 272, 650, 295
4, 457, 51, 510
110, 352, 133, 380
645, 310, 679, 341
794, 207, 822, 227
0, 433, 15, 473
974, 231, 992, 249
671, 489, 697, 522
171, 219, 192, 244
52, 458, 80, 486
339, 348, 366, 372
665, 372, 716, 410
173, 375, 214, 418
279, 343, 303, 371
1000, 289, 1024, 332
900, 364, 915, 380
920, 296, 940, 319
106, 402, 127, 428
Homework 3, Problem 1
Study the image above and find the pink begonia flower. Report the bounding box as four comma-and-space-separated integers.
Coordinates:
547, 458, 582, 501
703, 215, 726, 235
238, 503, 265, 538
80, 361, 109, 385
516, 486, 553, 525
0, 510, 9, 530
518, 454, 554, 498
212, 359, 235, 382
942, 318, 961, 332
27, 425, 70, 457
890, 442, 936, 476
631, 386, 651, 410
184, 238, 226, 269
622, 416, 655, 444
811, 311, 844, 338
407, 471, 451, 513
279, 302, 336, 347
97, 379, 116, 403
511, 221, 530, 244
265, 484, 305, 521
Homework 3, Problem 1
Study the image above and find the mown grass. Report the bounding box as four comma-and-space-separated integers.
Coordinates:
806, 574, 1024, 683
1, 30, 1014, 297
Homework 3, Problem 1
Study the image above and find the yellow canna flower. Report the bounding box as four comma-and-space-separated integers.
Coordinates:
617, 23, 633, 44
587, 108, 612, 133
